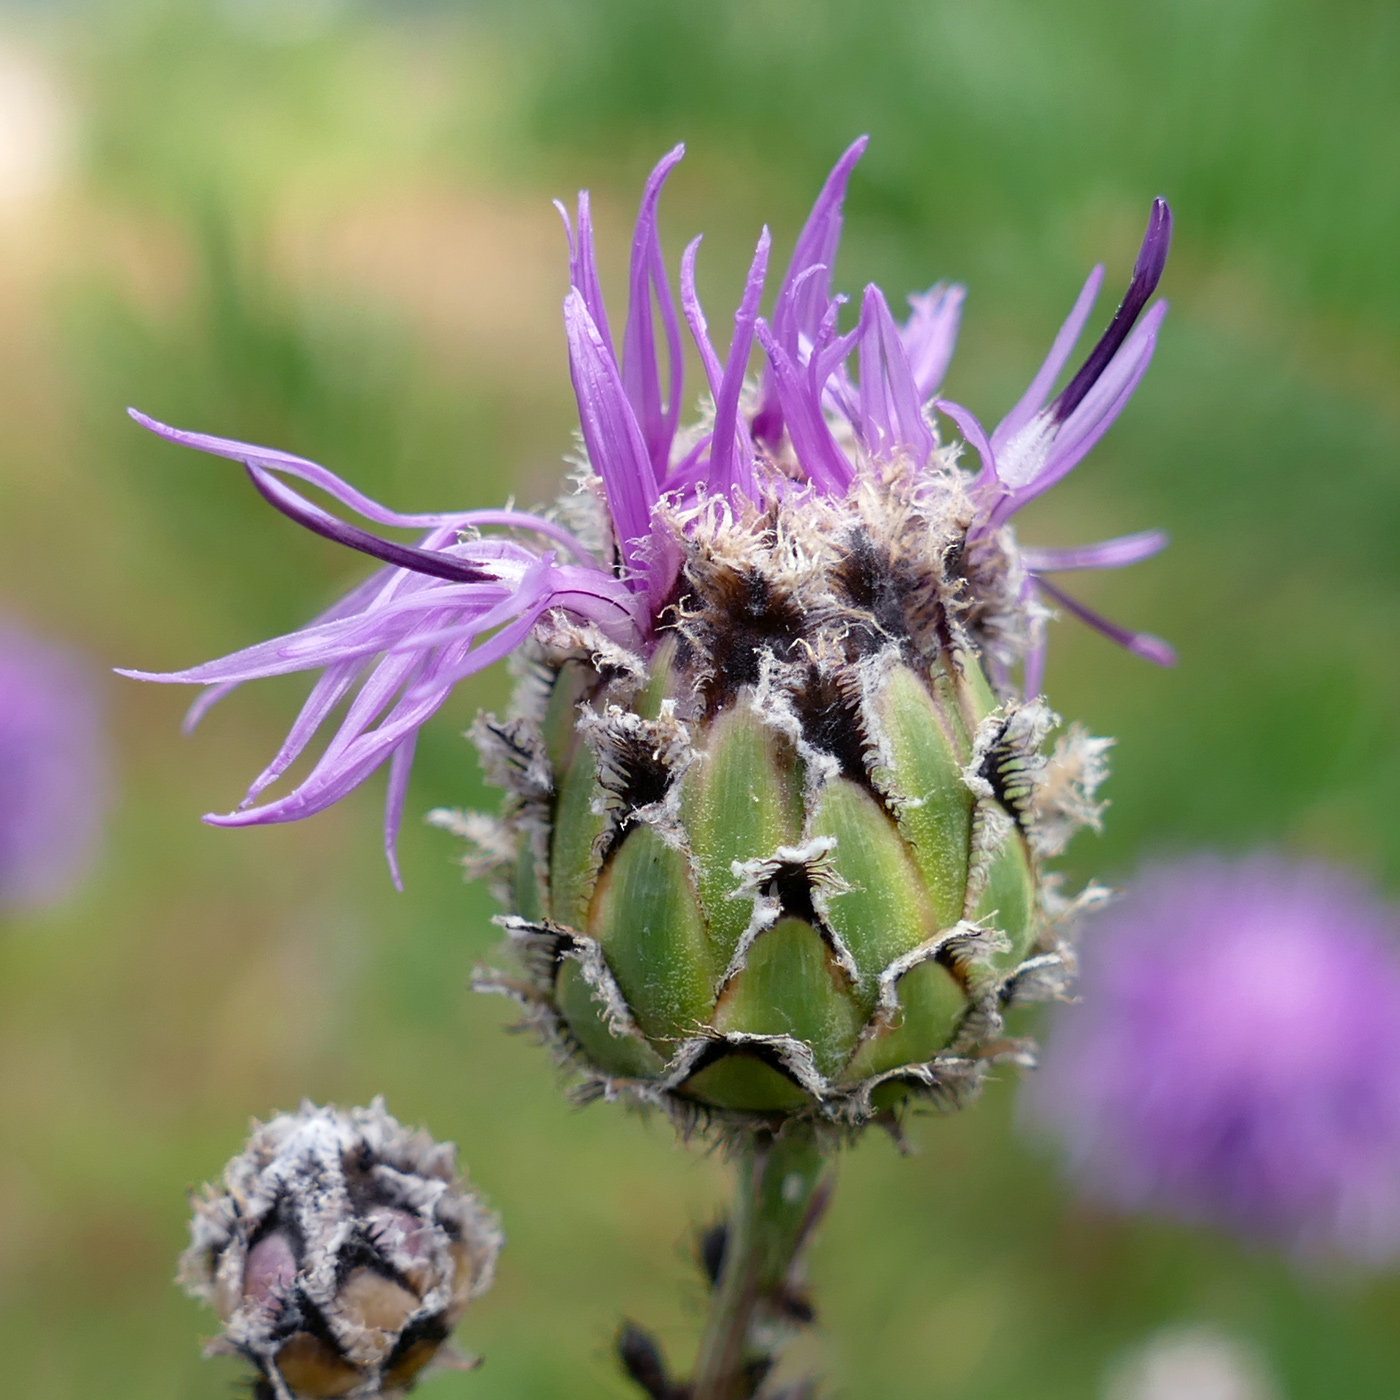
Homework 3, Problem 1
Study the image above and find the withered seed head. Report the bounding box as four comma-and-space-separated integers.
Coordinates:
179, 1099, 502, 1399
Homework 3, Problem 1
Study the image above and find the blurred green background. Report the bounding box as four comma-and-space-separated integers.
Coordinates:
1, 1, 1398, 1396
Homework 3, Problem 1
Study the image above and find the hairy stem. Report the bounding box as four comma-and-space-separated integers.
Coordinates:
691, 1126, 831, 1400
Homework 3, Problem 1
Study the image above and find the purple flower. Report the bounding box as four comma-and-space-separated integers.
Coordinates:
123, 137, 1172, 881
1024, 853, 1400, 1262
0, 616, 106, 910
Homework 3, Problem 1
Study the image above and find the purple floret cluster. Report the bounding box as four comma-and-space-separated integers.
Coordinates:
1026, 853, 1400, 1263
0, 617, 106, 910
123, 137, 1173, 880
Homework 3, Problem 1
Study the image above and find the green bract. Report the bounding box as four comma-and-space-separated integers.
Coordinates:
456, 465, 1109, 1131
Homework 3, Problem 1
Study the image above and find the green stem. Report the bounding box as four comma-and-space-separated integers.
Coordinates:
691, 1126, 831, 1400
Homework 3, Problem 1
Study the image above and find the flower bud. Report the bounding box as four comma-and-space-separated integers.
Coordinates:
464, 475, 1109, 1130
179, 1099, 502, 1398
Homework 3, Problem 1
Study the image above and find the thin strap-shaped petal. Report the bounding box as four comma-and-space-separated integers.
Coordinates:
555, 191, 614, 356
116, 580, 515, 685
997, 302, 1167, 522
129, 410, 597, 562
769, 262, 829, 360
383, 729, 417, 891
1022, 529, 1169, 573
902, 282, 966, 402
856, 286, 893, 450
1021, 573, 1048, 699
773, 135, 869, 345
448, 511, 600, 565
1023, 618, 1048, 700
389, 555, 560, 665
564, 288, 658, 580
1041, 300, 1167, 469
181, 565, 398, 730
809, 296, 859, 424
1036, 575, 1176, 666
856, 284, 935, 465
1051, 198, 1171, 424
207, 671, 448, 831
183, 681, 241, 733
754, 135, 869, 444
678, 234, 724, 395
245, 468, 494, 583
241, 659, 366, 806
932, 398, 998, 489
395, 564, 643, 657
411, 602, 552, 697
220, 558, 574, 842
755, 319, 853, 495
710, 226, 770, 500
622, 143, 686, 481
991, 266, 1104, 451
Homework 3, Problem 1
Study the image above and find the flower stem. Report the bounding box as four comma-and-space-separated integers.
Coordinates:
691, 1125, 832, 1400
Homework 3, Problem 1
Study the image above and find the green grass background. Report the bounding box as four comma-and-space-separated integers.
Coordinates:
1, 1, 1398, 1395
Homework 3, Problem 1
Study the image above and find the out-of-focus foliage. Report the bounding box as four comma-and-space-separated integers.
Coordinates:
0, 2, 1396, 1398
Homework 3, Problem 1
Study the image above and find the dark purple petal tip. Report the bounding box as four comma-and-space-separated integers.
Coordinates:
1052, 197, 1172, 425
244, 469, 493, 585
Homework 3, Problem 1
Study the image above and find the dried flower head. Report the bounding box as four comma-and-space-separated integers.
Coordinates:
180, 1099, 502, 1398
0, 614, 106, 910
126, 139, 1173, 1128
1025, 853, 1400, 1262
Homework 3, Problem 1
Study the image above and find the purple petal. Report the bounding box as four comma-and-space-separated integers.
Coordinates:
564, 288, 658, 580
772, 261, 823, 361
679, 234, 724, 395
774, 135, 869, 346
710, 226, 770, 499
755, 318, 853, 495
555, 190, 615, 357
1035, 576, 1176, 667
1051, 198, 1172, 425
383, 731, 417, 892
183, 680, 240, 733
901, 282, 966, 402
240, 660, 365, 807
204, 553, 609, 850
115, 583, 510, 685
130, 410, 598, 563
932, 398, 997, 489
1023, 621, 1047, 699
245, 467, 493, 584
754, 135, 869, 444
622, 144, 686, 481
855, 283, 935, 465
998, 302, 1167, 521
992, 266, 1104, 451
809, 295, 860, 424
208, 676, 444, 831
412, 605, 550, 696
1022, 529, 1170, 574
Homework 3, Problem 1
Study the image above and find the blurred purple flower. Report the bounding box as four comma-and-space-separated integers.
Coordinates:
122, 137, 1172, 880
1025, 853, 1400, 1262
0, 617, 106, 910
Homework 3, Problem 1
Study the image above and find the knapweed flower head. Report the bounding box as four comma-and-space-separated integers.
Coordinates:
0, 614, 106, 910
126, 138, 1173, 1129
180, 1099, 502, 1400
1024, 853, 1400, 1263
